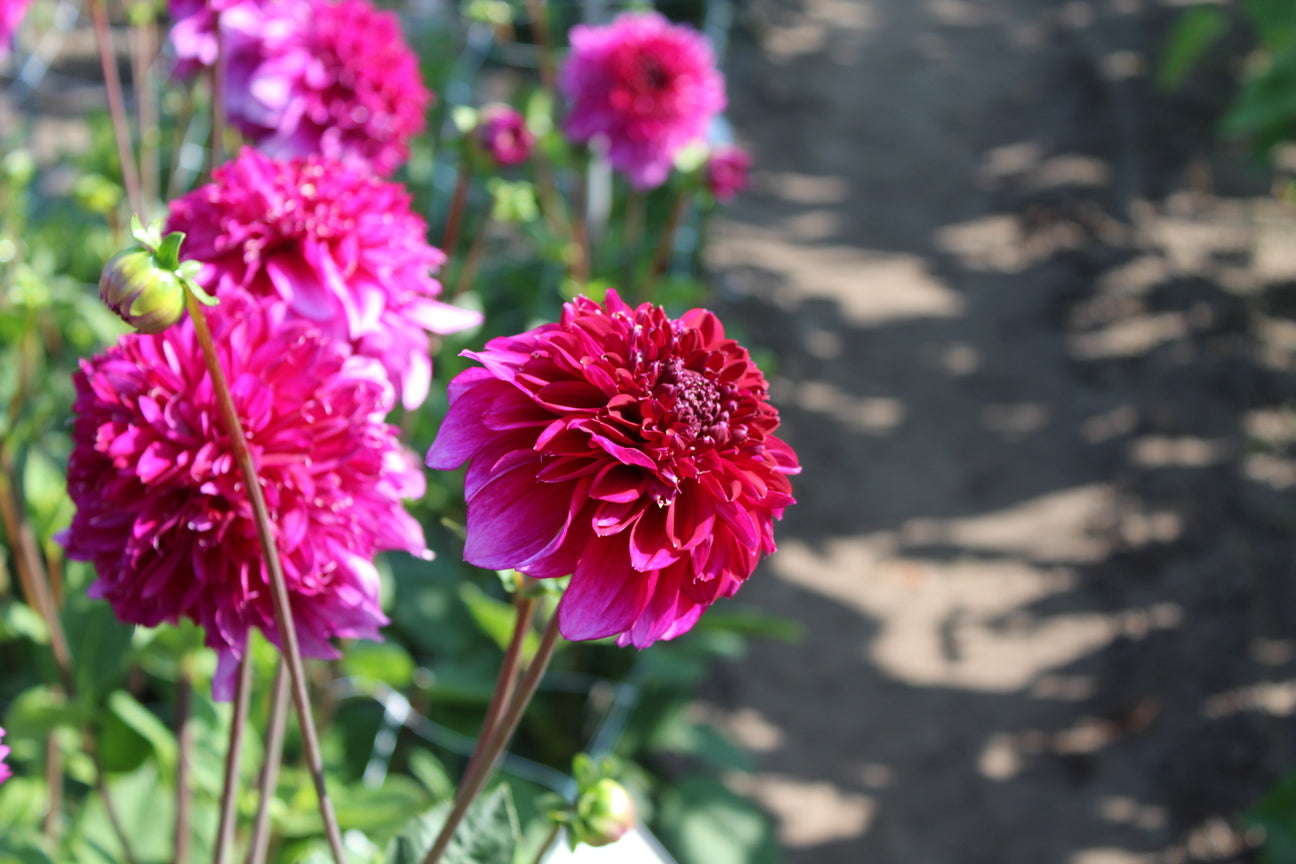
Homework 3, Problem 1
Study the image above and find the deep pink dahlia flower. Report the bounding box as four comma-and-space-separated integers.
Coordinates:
706, 145, 750, 204
476, 105, 535, 168
560, 11, 726, 190
1, 0, 34, 61
166, 148, 481, 410
427, 291, 798, 647
62, 292, 430, 697
170, 0, 430, 175
0, 727, 10, 785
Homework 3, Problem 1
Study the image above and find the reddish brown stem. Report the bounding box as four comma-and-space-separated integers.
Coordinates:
88, 0, 143, 217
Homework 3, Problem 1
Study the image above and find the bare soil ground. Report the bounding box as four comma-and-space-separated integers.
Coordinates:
704, 1, 1296, 862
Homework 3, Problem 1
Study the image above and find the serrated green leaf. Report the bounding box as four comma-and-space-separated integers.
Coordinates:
384, 785, 519, 864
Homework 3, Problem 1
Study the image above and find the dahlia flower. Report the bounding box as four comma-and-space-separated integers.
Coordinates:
0, 727, 10, 785
62, 292, 430, 698
427, 291, 798, 647
166, 148, 480, 410
560, 11, 726, 190
706, 145, 750, 204
476, 105, 535, 168
170, 0, 430, 175
1, 0, 33, 61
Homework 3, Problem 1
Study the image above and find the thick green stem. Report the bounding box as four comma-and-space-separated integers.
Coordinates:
421, 613, 563, 864
184, 293, 347, 864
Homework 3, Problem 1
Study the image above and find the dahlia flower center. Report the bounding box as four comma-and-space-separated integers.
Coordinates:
657, 361, 735, 448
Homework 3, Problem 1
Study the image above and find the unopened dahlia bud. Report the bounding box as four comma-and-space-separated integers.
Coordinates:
572, 778, 636, 848
476, 105, 535, 167
99, 246, 187, 334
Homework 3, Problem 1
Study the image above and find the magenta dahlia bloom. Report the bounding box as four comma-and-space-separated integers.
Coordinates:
427, 291, 798, 647
1, 0, 34, 60
0, 727, 10, 785
62, 292, 430, 697
167, 148, 480, 410
170, 0, 430, 175
560, 11, 726, 190
476, 105, 535, 168
706, 145, 750, 203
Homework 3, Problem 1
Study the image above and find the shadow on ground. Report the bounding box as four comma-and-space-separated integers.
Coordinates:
701, 1, 1296, 862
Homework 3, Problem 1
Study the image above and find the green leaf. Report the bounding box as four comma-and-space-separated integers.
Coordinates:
1246, 769, 1296, 864
4, 685, 87, 741
1157, 5, 1227, 91
459, 584, 539, 662
342, 642, 416, 689
385, 784, 519, 864
656, 776, 779, 864
101, 690, 178, 776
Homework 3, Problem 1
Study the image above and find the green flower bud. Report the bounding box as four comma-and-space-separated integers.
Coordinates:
99, 246, 187, 334
572, 778, 636, 848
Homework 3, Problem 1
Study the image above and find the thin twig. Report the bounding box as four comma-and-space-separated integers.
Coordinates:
185, 293, 347, 864
421, 613, 563, 864
44, 737, 62, 843
88, 0, 143, 216
245, 661, 290, 864
212, 655, 254, 864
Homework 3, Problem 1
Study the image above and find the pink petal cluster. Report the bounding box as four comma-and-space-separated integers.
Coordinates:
167, 148, 481, 410
706, 145, 750, 203
170, 0, 431, 175
0, 727, 10, 785
62, 292, 430, 698
560, 11, 726, 190
428, 291, 798, 647
476, 105, 535, 167
1, 0, 34, 61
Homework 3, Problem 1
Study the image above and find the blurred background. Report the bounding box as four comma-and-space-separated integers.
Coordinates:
6, 0, 1296, 863
704, 1, 1296, 862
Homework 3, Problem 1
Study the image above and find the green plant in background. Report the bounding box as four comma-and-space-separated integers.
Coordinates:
0, 0, 799, 863
1160, 0, 1296, 155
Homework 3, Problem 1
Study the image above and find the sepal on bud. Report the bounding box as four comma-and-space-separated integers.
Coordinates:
99, 218, 215, 334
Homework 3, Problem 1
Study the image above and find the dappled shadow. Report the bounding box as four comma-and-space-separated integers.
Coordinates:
700, 0, 1296, 862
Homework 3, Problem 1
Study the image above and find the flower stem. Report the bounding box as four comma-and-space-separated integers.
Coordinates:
451, 215, 492, 299
420, 612, 563, 864
213, 655, 253, 864
621, 190, 644, 288
210, 13, 226, 170
644, 192, 689, 299
184, 292, 347, 864
523, 0, 555, 92
441, 157, 471, 255
529, 823, 561, 864
44, 736, 62, 844
454, 592, 536, 808
130, 5, 160, 211
175, 661, 193, 864
570, 170, 590, 285
88, 0, 144, 217
0, 449, 138, 864
246, 660, 290, 864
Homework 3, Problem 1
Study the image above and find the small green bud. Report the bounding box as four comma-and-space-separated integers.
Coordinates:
99, 246, 187, 334
572, 778, 636, 848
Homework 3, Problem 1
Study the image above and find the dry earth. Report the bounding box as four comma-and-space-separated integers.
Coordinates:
704, 1, 1296, 862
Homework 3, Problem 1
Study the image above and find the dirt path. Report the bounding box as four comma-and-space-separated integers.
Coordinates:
706, 2, 1296, 862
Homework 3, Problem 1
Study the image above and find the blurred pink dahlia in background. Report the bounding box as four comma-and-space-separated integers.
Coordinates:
167, 148, 480, 410
62, 293, 429, 698
427, 291, 799, 647
706, 144, 750, 203
560, 11, 726, 190
476, 104, 535, 167
170, 0, 430, 175
0, 0, 33, 60
0, 727, 10, 785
